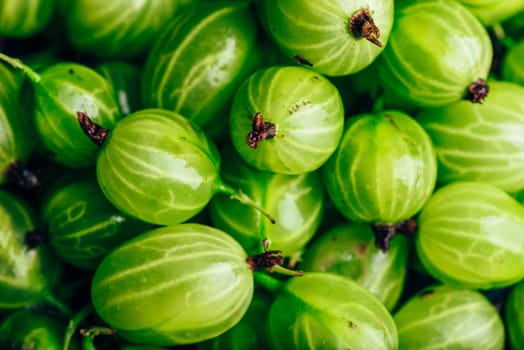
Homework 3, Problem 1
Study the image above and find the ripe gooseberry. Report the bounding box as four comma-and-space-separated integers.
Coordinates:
91, 223, 299, 345
229, 65, 344, 175
323, 110, 437, 251
416, 181, 524, 289
256, 0, 394, 76
378, 0, 493, 109
0, 53, 121, 169
209, 143, 325, 256
79, 108, 275, 226
394, 284, 505, 349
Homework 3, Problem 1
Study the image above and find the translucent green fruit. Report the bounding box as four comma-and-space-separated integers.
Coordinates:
257, 0, 394, 76
209, 144, 324, 256
458, 0, 524, 25
142, 2, 264, 141
300, 222, 409, 310
267, 272, 398, 349
505, 280, 524, 350
0, 0, 54, 38
394, 285, 505, 350
0, 190, 62, 309
379, 0, 492, 109
502, 39, 524, 87
230, 65, 344, 174
91, 223, 254, 346
416, 182, 524, 289
323, 110, 437, 225
417, 80, 524, 194
43, 173, 152, 270
62, 0, 179, 59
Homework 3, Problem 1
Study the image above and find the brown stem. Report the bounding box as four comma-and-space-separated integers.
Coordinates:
350, 9, 383, 47
4, 160, 40, 189
371, 218, 417, 253
465, 79, 489, 103
77, 112, 110, 147
246, 112, 277, 149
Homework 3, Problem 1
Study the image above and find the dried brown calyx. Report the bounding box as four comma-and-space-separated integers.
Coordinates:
371, 218, 418, 253
246, 112, 277, 149
77, 111, 110, 147
350, 9, 383, 47
465, 79, 489, 103
246, 239, 303, 276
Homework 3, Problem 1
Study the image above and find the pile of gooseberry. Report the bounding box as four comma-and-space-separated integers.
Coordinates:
1, 0, 524, 349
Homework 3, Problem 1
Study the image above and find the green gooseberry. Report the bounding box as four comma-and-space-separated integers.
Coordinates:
0, 53, 121, 169
230, 65, 344, 175
416, 80, 524, 194
42, 172, 152, 270
416, 181, 524, 289
266, 272, 398, 349
457, 0, 524, 25
209, 143, 324, 256
378, 0, 493, 110
0, 62, 38, 188
95, 61, 143, 116
256, 0, 394, 76
394, 284, 505, 350
142, 2, 264, 142
91, 223, 298, 345
323, 110, 437, 250
80, 108, 274, 226
0, 309, 81, 350
0, 0, 54, 38
502, 39, 524, 87
505, 279, 524, 349
61, 0, 179, 59
196, 290, 272, 350
0, 190, 62, 309
300, 222, 409, 311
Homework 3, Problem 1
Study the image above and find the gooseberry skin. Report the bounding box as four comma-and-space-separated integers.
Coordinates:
267, 272, 398, 350
378, 0, 492, 109
502, 39, 524, 87
43, 174, 152, 270
257, 0, 394, 76
62, 0, 178, 59
416, 80, 524, 194
0, 64, 32, 185
91, 223, 254, 346
416, 182, 524, 289
505, 280, 524, 349
457, 0, 524, 25
323, 110, 437, 225
0, 191, 62, 309
96, 108, 220, 226
32, 62, 121, 168
142, 2, 264, 141
0, 0, 53, 38
394, 285, 505, 350
209, 144, 324, 256
230, 65, 344, 175
300, 222, 409, 311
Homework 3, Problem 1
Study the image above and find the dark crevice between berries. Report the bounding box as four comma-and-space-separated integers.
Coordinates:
25, 229, 49, 249
246, 239, 303, 276
246, 112, 277, 149
77, 111, 110, 147
350, 9, 383, 47
294, 54, 313, 67
4, 160, 40, 190
465, 79, 489, 103
371, 218, 417, 253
